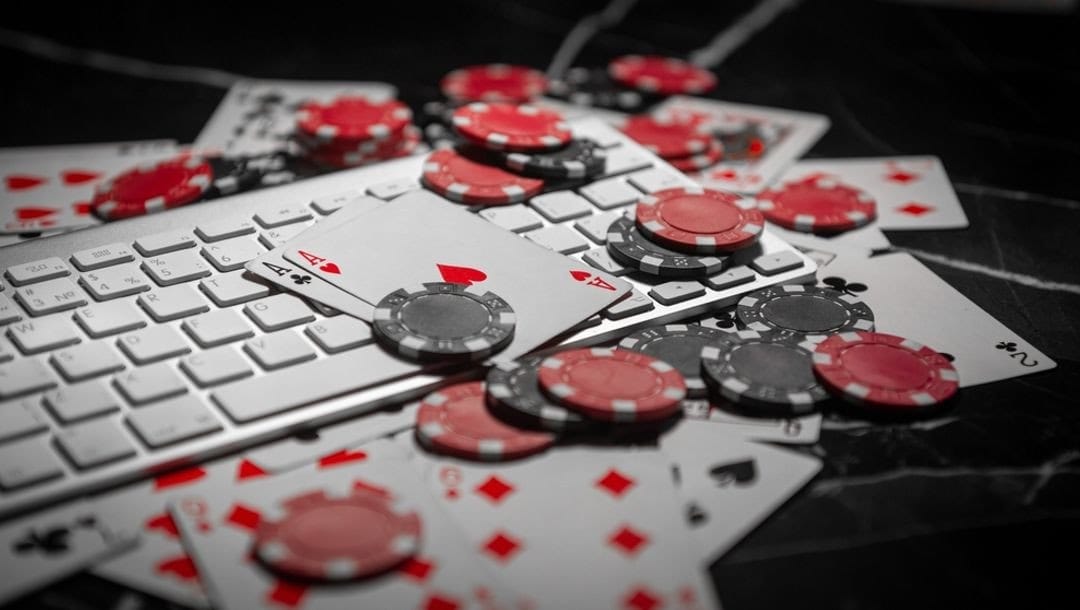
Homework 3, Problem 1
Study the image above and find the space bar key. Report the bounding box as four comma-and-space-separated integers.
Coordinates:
212, 346, 420, 423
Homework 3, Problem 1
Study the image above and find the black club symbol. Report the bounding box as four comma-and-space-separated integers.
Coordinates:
290, 274, 312, 285
996, 341, 1017, 353
822, 276, 867, 296
710, 311, 737, 329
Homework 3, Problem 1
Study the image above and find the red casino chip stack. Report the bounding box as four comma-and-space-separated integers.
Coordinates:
451, 102, 571, 152
608, 55, 718, 96
757, 177, 878, 233
440, 64, 548, 104
420, 148, 544, 205
294, 95, 422, 169
90, 156, 213, 220
635, 186, 764, 254
620, 115, 725, 172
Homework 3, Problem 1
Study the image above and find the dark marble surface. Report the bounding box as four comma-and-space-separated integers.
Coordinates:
2, 1, 1078, 608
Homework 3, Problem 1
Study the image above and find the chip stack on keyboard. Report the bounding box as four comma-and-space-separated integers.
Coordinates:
292, 95, 423, 169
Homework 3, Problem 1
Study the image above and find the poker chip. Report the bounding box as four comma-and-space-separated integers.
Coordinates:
736, 285, 875, 337
538, 347, 687, 422
440, 64, 548, 104
451, 103, 571, 152
416, 381, 557, 460
502, 138, 606, 179
608, 55, 717, 95
666, 140, 723, 172
701, 331, 830, 416
421, 148, 544, 205
296, 96, 412, 144
485, 356, 592, 431
306, 127, 422, 169
757, 178, 877, 233
812, 331, 959, 411
617, 324, 736, 398
545, 67, 661, 112
620, 115, 714, 159
634, 186, 763, 254
372, 282, 516, 362
253, 488, 421, 581
606, 216, 729, 279
91, 156, 212, 220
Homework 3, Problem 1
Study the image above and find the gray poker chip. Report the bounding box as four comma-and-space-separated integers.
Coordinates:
606, 216, 729, 279
503, 139, 606, 179
736, 285, 875, 337
484, 356, 591, 431
618, 324, 737, 398
372, 282, 516, 362
700, 331, 830, 417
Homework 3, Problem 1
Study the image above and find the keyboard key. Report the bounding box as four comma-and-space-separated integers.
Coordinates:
50, 342, 125, 381
529, 191, 593, 222
479, 204, 543, 233
750, 251, 804, 276
127, 395, 222, 449
212, 345, 417, 423
0, 293, 22, 325
0, 338, 12, 363
0, 399, 48, 442
574, 212, 620, 244
244, 294, 315, 331
75, 301, 146, 338
44, 380, 120, 423
244, 331, 317, 370
138, 285, 209, 322
573, 121, 623, 148
627, 168, 683, 194
306, 317, 373, 353
602, 289, 654, 320
180, 346, 252, 387
258, 224, 307, 249
117, 326, 190, 365
15, 277, 87, 315
71, 243, 135, 271
703, 266, 756, 291
579, 178, 641, 210
200, 237, 264, 272
649, 281, 706, 305
582, 248, 631, 277
525, 225, 589, 255
142, 251, 211, 286
195, 218, 257, 243
311, 190, 360, 214
80, 263, 151, 300
114, 362, 188, 405
200, 272, 270, 307
134, 230, 196, 256
0, 358, 57, 399
366, 178, 418, 201
182, 309, 253, 347
5, 257, 70, 286
254, 205, 313, 228
601, 147, 653, 176
8, 317, 81, 354
56, 418, 135, 469
0, 437, 63, 490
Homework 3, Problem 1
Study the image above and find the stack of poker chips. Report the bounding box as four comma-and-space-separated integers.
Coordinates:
292, 95, 422, 169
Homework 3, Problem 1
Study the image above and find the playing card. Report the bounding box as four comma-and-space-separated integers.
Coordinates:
681, 399, 822, 445
0, 140, 179, 234
195, 79, 397, 156
283, 189, 631, 360
0, 499, 137, 605
816, 250, 1056, 386
170, 446, 507, 610
767, 221, 892, 256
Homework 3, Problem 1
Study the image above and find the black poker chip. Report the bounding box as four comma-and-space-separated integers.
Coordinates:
700, 331, 830, 417
501, 138, 606, 179
546, 67, 663, 112
617, 324, 737, 398
736, 285, 875, 338
606, 216, 729, 279
372, 282, 516, 362
485, 356, 592, 432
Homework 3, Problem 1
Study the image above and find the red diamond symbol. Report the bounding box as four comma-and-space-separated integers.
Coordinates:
481, 530, 522, 563
399, 556, 435, 582
422, 593, 461, 610
886, 169, 918, 184
608, 524, 650, 556
596, 468, 636, 498
897, 202, 934, 216
623, 586, 662, 610
474, 475, 515, 505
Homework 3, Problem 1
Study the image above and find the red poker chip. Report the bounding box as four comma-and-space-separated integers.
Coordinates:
298, 125, 420, 156
440, 64, 548, 103
757, 178, 877, 233
421, 148, 544, 205
812, 331, 959, 412
296, 96, 412, 144
91, 156, 212, 220
635, 186, 764, 254
620, 115, 714, 159
415, 381, 557, 461
537, 347, 687, 422
254, 488, 421, 581
305, 128, 422, 169
608, 55, 717, 95
666, 140, 723, 172
451, 103, 571, 152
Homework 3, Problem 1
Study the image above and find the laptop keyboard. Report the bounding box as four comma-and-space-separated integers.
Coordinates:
0, 118, 815, 518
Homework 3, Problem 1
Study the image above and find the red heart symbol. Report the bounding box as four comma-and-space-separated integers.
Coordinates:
236, 458, 268, 481
155, 555, 200, 582
6, 174, 46, 191
570, 270, 592, 282
60, 169, 101, 186
145, 513, 179, 538
319, 262, 341, 275
437, 264, 487, 286
15, 206, 58, 220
